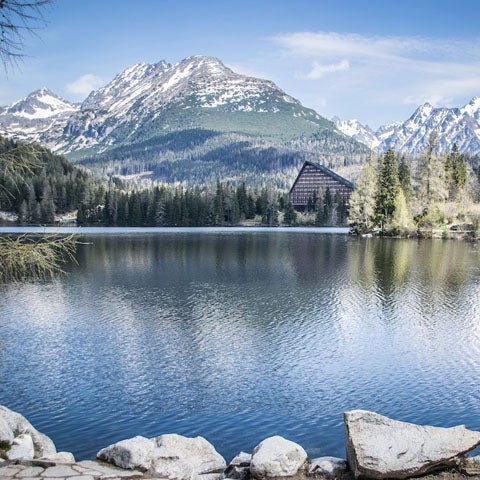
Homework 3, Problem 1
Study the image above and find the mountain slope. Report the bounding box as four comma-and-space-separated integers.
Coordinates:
0, 56, 369, 186
335, 97, 480, 156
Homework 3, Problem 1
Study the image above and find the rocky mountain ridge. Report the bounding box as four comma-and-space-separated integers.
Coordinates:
334, 97, 480, 156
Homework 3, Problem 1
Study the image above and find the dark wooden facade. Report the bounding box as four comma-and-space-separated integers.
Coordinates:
289, 161, 354, 210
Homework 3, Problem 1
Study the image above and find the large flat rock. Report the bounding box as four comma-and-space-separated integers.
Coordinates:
345, 410, 480, 479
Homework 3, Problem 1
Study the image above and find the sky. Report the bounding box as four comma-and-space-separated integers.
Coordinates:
2, 0, 480, 129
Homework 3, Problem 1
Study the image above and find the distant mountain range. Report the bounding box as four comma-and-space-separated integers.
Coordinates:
0, 55, 368, 187
333, 97, 480, 156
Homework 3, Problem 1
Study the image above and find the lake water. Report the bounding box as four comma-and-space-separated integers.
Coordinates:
1, 227, 480, 462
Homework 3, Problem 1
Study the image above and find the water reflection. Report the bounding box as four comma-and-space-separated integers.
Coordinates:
1, 232, 480, 463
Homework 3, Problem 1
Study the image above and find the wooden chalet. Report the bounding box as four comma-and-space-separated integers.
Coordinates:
289, 161, 354, 211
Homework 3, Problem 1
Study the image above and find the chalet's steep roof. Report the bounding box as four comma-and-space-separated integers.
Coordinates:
289, 160, 354, 193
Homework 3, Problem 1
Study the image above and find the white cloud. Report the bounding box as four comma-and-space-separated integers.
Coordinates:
66, 74, 105, 96
272, 31, 480, 64
305, 60, 349, 79
269, 31, 480, 127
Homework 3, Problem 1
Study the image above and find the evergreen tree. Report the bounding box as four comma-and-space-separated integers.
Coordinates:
236, 182, 248, 219
375, 148, 400, 232
445, 143, 468, 198
213, 181, 225, 225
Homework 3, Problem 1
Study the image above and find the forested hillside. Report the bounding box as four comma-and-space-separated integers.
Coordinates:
0, 137, 98, 224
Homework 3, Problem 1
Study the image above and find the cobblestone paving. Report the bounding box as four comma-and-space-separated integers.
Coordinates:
0, 459, 145, 479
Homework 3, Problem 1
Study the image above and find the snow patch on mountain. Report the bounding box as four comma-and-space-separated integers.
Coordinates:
333, 117, 380, 149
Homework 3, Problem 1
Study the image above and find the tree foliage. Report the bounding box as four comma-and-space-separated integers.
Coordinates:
445, 143, 468, 199
348, 155, 377, 233
0, 138, 79, 282
0, 233, 76, 282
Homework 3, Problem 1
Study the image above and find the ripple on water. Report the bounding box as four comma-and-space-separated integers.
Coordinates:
1, 233, 480, 461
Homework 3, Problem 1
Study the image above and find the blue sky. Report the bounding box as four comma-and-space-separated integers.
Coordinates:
2, 0, 480, 128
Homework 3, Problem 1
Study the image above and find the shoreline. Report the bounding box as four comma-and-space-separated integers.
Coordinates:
0, 224, 477, 240
2, 407, 480, 480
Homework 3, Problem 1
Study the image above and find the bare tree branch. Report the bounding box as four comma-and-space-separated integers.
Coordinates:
0, 0, 52, 69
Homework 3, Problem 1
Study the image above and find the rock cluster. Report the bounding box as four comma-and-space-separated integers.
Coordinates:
2, 405, 480, 480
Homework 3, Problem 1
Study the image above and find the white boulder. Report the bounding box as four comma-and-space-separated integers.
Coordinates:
148, 433, 226, 480
97, 435, 155, 471
345, 410, 480, 479
250, 436, 307, 478
0, 405, 56, 458
6, 433, 35, 460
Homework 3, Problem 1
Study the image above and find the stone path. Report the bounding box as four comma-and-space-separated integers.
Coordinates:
0, 459, 144, 479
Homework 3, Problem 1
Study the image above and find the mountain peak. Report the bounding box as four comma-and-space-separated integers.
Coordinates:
461, 96, 480, 115
7, 88, 77, 119
333, 117, 380, 149
418, 102, 434, 113
31, 87, 54, 97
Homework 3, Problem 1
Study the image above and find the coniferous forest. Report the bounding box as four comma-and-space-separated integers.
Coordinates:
0, 137, 309, 227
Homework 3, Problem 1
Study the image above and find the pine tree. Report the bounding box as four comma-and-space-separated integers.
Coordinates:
449, 143, 468, 196
375, 148, 400, 232
213, 181, 225, 225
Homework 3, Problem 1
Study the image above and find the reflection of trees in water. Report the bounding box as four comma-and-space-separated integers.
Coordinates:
68, 234, 480, 325
71, 234, 298, 287
346, 237, 480, 313
347, 238, 413, 295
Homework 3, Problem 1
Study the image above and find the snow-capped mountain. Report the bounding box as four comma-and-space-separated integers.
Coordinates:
57, 55, 311, 153
0, 88, 78, 143
335, 97, 480, 156
0, 55, 368, 185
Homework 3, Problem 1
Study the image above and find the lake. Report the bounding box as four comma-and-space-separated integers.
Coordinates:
1, 227, 480, 462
